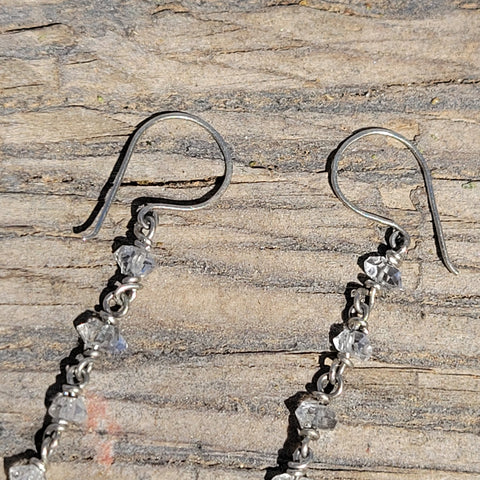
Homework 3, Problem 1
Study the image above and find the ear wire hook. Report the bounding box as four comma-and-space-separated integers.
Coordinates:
329, 127, 459, 275
81, 111, 233, 241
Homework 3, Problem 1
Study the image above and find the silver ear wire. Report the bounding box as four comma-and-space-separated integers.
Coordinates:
330, 127, 458, 275
82, 111, 233, 240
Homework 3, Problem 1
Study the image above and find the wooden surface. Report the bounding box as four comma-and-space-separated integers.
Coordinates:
1, 1, 480, 479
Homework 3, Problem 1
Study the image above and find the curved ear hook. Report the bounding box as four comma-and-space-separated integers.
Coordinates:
329, 127, 458, 275
81, 111, 233, 241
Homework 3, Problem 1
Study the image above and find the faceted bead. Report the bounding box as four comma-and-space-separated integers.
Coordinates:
114, 245, 155, 277
9, 464, 45, 480
114, 333, 128, 353
295, 399, 337, 430
271, 475, 294, 480
48, 393, 87, 424
93, 322, 127, 354
333, 329, 372, 361
364, 255, 402, 288
76, 317, 102, 346
76, 317, 127, 354
333, 328, 355, 352
354, 332, 373, 360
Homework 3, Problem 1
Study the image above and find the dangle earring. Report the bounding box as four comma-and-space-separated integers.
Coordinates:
272, 128, 458, 480
8, 111, 233, 480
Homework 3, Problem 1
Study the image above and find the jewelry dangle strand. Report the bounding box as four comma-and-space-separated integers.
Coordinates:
8, 111, 233, 480
272, 230, 405, 480
272, 127, 458, 480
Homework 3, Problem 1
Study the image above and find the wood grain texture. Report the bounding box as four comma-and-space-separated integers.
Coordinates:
1, 1, 479, 479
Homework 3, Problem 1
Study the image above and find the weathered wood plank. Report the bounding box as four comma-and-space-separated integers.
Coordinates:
1, 0, 479, 479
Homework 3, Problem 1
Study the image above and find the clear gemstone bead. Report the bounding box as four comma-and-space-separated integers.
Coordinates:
76, 317, 102, 346
114, 333, 128, 353
295, 399, 337, 430
271, 475, 294, 480
333, 328, 355, 352
9, 464, 45, 480
48, 394, 87, 424
364, 255, 402, 288
333, 329, 372, 360
76, 317, 127, 354
114, 245, 155, 277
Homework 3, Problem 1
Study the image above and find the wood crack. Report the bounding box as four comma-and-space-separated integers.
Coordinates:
2, 83, 45, 90
3, 22, 64, 34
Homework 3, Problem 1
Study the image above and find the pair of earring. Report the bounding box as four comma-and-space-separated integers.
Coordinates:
9, 112, 458, 480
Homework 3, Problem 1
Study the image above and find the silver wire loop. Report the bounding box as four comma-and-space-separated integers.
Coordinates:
82, 111, 233, 240
330, 127, 458, 275
317, 372, 344, 398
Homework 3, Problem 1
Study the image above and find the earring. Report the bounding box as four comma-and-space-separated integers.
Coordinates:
271, 127, 458, 480
8, 111, 233, 480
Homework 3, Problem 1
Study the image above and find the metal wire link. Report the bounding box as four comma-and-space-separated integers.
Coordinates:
287, 440, 314, 477
328, 358, 347, 385
135, 212, 158, 249
299, 428, 320, 441
66, 366, 90, 390
114, 282, 141, 299
347, 283, 382, 332
41, 436, 55, 464
388, 230, 408, 253
317, 371, 344, 399
40, 421, 67, 464
353, 287, 370, 314
104, 290, 130, 317
337, 353, 354, 368
65, 354, 95, 392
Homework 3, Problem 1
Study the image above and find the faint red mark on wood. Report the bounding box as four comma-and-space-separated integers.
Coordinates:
97, 439, 115, 467
85, 392, 121, 467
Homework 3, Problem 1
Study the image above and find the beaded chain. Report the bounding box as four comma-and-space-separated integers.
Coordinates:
9, 212, 159, 480
271, 231, 407, 479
